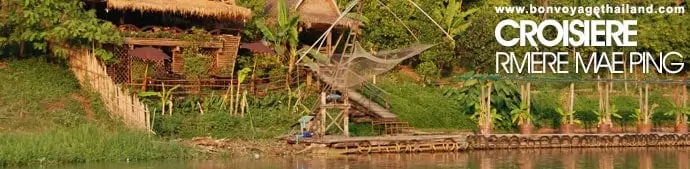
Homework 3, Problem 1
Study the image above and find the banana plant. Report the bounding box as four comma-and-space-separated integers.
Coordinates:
471, 104, 502, 126
594, 105, 622, 127
233, 68, 252, 116
630, 108, 643, 123
610, 105, 623, 122
430, 0, 478, 43
664, 102, 690, 125
631, 104, 659, 125
255, 0, 301, 110
509, 102, 531, 126
556, 108, 581, 125
138, 84, 180, 116
255, 0, 300, 79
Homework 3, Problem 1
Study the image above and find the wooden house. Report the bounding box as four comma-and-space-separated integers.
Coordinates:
85, 0, 252, 84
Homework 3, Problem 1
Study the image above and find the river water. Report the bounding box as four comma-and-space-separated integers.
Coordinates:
19, 147, 690, 169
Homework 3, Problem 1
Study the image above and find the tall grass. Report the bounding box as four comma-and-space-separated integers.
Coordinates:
0, 125, 192, 166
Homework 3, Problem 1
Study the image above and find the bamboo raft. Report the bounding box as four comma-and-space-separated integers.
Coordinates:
288, 133, 690, 154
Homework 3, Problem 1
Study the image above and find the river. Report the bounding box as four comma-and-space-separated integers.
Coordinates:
18, 147, 690, 169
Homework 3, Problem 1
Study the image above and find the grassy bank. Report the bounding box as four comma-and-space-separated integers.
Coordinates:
0, 125, 191, 166
0, 58, 192, 167
378, 73, 476, 131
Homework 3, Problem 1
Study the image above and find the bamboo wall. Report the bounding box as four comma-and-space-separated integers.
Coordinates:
67, 48, 151, 132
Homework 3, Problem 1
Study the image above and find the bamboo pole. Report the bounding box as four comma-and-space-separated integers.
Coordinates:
327, 31, 332, 57
241, 90, 248, 117
569, 83, 574, 124
487, 83, 493, 127
638, 83, 643, 124
682, 85, 688, 124
526, 82, 531, 113
645, 83, 650, 124
597, 75, 604, 126
320, 92, 327, 136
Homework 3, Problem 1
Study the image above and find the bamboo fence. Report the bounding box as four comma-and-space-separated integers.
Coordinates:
67, 48, 151, 132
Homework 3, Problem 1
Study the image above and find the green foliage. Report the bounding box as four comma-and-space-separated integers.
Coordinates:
179, 28, 214, 79
631, 109, 643, 123
664, 104, 690, 116
0, 125, 192, 167
531, 89, 561, 128
414, 0, 477, 74
415, 61, 439, 84
664, 103, 690, 123
510, 102, 530, 125
237, 67, 252, 83
379, 74, 476, 130
349, 123, 380, 137
556, 108, 580, 125
456, 7, 535, 73
235, 0, 267, 41
0, 0, 121, 60
611, 95, 638, 126
444, 72, 521, 130
183, 53, 210, 79
153, 93, 309, 139
573, 96, 599, 129
130, 60, 156, 81
139, 84, 180, 115
255, 0, 299, 56
650, 93, 675, 125
430, 0, 477, 42
470, 106, 503, 127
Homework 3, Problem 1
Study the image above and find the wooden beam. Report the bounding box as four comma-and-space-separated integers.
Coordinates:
344, 92, 350, 137
123, 37, 224, 48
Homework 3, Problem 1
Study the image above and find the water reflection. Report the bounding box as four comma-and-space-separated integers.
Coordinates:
24, 147, 690, 169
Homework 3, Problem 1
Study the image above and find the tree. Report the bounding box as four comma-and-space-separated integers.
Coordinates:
0, 0, 121, 60
417, 0, 477, 77
456, 7, 535, 73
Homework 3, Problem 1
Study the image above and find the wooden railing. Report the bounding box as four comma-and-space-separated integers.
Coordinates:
358, 81, 392, 110
67, 48, 151, 132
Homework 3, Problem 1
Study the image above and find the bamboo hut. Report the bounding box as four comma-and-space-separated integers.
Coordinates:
264, 0, 362, 30
264, 0, 363, 55
104, 0, 251, 22
85, 0, 252, 84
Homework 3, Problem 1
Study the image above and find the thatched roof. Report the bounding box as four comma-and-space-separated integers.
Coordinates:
106, 0, 252, 22
264, 0, 362, 30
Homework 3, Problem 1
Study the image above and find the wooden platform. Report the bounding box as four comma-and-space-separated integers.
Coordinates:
288, 133, 690, 154
291, 134, 468, 145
